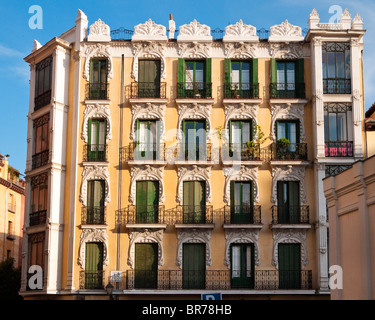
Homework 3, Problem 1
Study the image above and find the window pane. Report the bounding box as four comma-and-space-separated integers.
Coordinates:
245, 246, 252, 277
242, 183, 251, 205
99, 121, 106, 146
324, 111, 329, 141
231, 122, 241, 144
336, 52, 345, 78
91, 122, 97, 145
288, 122, 297, 144
322, 51, 327, 79
277, 122, 286, 140
286, 63, 295, 86
329, 113, 337, 141
347, 110, 353, 141
337, 113, 347, 141
231, 62, 240, 84
277, 63, 285, 87
92, 61, 99, 83
241, 62, 250, 84
139, 122, 148, 151
345, 49, 351, 79
327, 52, 336, 78
242, 122, 251, 143
195, 62, 204, 83
35, 126, 42, 154
232, 246, 241, 278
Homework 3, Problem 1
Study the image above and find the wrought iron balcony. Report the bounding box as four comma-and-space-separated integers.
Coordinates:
224, 205, 262, 225
29, 210, 47, 226
172, 205, 213, 224
86, 82, 109, 100
130, 82, 167, 99
32, 150, 50, 170
83, 144, 108, 162
224, 82, 259, 99
79, 270, 104, 290
116, 205, 167, 225
270, 83, 305, 99
175, 142, 212, 162
323, 78, 351, 94
271, 205, 310, 224
121, 142, 166, 162
121, 269, 312, 290
81, 206, 106, 225
325, 141, 353, 157
222, 142, 261, 162
177, 82, 212, 99
270, 143, 308, 161
34, 90, 51, 111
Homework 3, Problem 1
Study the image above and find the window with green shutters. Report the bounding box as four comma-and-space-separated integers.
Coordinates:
136, 181, 159, 223
136, 119, 160, 160
230, 243, 254, 288
228, 120, 254, 160
182, 243, 205, 289
230, 181, 254, 223
177, 58, 212, 98
135, 243, 158, 289
270, 59, 305, 98
276, 120, 299, 151
183, 181, 206, 223
89, 59, 108, 99
87, 118, 107, 161
278, 243, 301, 289
137, 60, 161, 98
277, 181, 300, 223
183, 120, 207, 161
85, 242, 104, 289
224, 59, 258, 98
86, 180, 105, 224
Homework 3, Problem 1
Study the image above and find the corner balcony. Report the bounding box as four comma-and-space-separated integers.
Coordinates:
29, 210, 47, 226
31, 150, 50, 170
86, 82, 109, 100
323, 78, 351, 94
325, 141, 353, 157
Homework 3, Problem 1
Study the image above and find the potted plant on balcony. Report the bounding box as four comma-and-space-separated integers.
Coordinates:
243, 125, 270, 161
276, 138, 290, 160
232, 84, 240, 99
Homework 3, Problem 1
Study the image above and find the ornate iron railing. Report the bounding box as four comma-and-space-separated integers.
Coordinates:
130, 82, 167, 99
223, 205, 262, 224
83, 144, 108, 162
116, 205, 167, 225
81, 206, 106, 225
110, 28, 134, 40
224, 82, 259, 99
175, 142, 212, 162
271, 205, 310, 224
323, 78, 351, 94
270, 83, 306, 99
122, 270, 312, 290
86, 82, 109, 100
29, 210, 47, 226
270, 143, 308, 161
32, 150, 50, 169
177, 82, 212, 99
171, 205, 213, 224
121, 142, 166, 162
222, 142, 261, 161
34, 90, 51, 111
325, 141, 353, 157
79, 270, 105, 289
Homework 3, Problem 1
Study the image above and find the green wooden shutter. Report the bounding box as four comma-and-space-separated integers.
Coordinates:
278, 243, 301, 289
178, 58, 186, 97
251, 59, 258, 98
289, 181, 300, 223
135, 243, 157, 289
224, 59, 231, 98
205, 58, 212, 97
270, 58, 277, 98
85, 242, 104, 289
296, 58, 305, 98
183, 243, 205, 289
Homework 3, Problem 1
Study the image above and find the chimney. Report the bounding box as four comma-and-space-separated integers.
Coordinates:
168, 14, 176, 40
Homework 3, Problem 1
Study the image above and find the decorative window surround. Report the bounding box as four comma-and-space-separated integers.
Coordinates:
176, 101, 213, 141
80, 165, 110, 206
87, 19, 111, 42
131, 41, 166, 81
270, 103, 306, 142
271, 166, 307, 205
223, 20, 258, 42
81, 102, 112, 143
78, 227, 109, 269
269, 42, 304, 59
127, 229, 164, 269
269, 20, 304, 42
132, 19, 167, 41
176, 165, 211, 205
177, 20, 212, 42
224, 228, 261, 267
224, 42, 257, 59
177, 42, 211, 59
129, 165, 164, 205
223, 166, 259, 205
272, 228, 308, 269
129, 100, 167, 141
176, 229, 212, 269
83, 43, 113, 81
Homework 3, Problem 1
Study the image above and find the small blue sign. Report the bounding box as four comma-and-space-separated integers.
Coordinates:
201, 293, 222, 300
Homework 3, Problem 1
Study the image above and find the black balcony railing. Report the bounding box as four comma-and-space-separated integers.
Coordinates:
79, 270, 104, 290
122, 269, 312, 290
271, 205, 310, 224
32, 150, 50, 170
116, 205, 167, 225
29, 210, 47, 226
172, 205, 213, 224
270, 143, 308, 161
130, 82, 167, 99
83, 144, 108, 162
323, 79, 351, 94
224, 205, 261, 224
224, 82, 259, 99
121, 142, 166, 162
177, 82, 212, 99
325, 141, 353, 157
175, 142, 212, 162
81, 206, 106, 225
222, 142, 261, 161
34, 90, 51, 111
86, 82, 109, 100
270, 83, 305, 99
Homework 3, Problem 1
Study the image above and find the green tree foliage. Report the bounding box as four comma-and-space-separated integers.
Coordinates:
0, 258, 22, 300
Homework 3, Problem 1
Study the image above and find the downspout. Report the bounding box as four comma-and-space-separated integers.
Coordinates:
3, 182, 12, 261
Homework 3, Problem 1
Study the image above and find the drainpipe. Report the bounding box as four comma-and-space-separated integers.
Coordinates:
3, 182, 12, 261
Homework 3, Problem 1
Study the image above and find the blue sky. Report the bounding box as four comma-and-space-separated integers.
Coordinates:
0, 0, 374, 174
